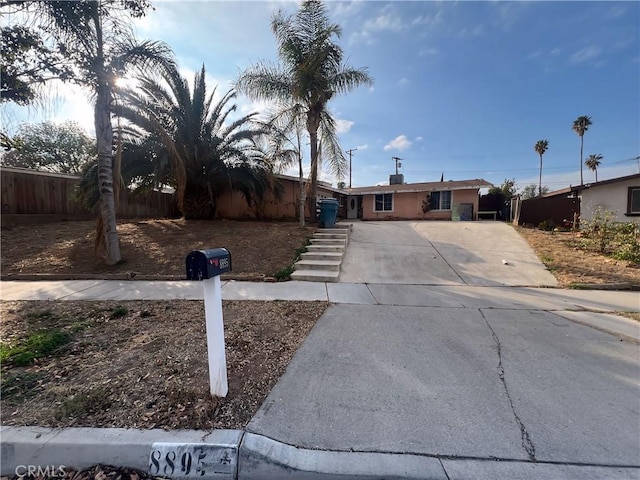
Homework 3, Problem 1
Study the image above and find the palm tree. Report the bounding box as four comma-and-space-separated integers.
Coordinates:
23, 0, 174, 264
585, 154, 603, 182
572, 115, 592, 185
534, 139, 549, 197
235, 0, 372, 222
116, 64, 274, 219
260, 107, 308, 226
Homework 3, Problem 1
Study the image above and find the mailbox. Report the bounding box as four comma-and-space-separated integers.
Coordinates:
186, 248, 232, 280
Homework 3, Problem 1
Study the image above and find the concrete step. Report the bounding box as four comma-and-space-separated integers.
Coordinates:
310, 238, 347, 245
323, 223, 351, 231
294, 260, 341, 271
290, 269, 340, 282
313, 232, 349, 240
306, 244, 345, 253
300, 251, 343, 261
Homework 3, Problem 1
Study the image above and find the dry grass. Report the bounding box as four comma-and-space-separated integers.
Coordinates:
1, 299, 327, 430
1, 219, 314, 279
516, 226, 640, 287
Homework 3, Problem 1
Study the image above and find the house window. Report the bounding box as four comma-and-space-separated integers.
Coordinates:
628, 187, 640, 215
430, 190, 452, 210
374, 193, 393, 212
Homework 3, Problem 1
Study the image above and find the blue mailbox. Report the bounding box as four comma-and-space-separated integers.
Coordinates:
186, 248, 232, 280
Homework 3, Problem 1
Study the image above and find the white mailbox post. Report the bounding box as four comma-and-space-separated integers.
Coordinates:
186, 248, 231, 397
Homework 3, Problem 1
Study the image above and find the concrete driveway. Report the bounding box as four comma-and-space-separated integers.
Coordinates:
339, 221, 558, 286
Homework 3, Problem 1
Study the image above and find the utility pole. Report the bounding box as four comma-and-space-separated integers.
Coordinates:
392, 156, 402, 175
346, 148, 357, 188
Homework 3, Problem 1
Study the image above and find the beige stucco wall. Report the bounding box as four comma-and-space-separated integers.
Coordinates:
580, 178, 640, 223
361, 189, 480, 220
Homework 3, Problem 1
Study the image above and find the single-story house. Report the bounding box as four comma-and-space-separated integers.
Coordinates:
343, 177, 493, 221
570, 172, 640, 223
515, 172, 640, 227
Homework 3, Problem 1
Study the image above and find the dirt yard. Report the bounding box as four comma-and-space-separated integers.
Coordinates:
517, 227, 640, 287
1, 219, 314, 279
1, 299, 327, 430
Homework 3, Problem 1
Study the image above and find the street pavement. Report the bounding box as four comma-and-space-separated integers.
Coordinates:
2, 221, 639, 478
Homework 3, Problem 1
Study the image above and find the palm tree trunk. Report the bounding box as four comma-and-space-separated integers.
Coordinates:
579, 135, 584, 185
538, 154, 543, 197
595, 168, 598, 182
297, 131, 305, 227
95, 80, 121, 265
307, 118, 320, 224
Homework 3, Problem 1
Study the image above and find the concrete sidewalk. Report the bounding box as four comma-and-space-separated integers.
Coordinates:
1, 279, 638, 310
1, 280, 639, 479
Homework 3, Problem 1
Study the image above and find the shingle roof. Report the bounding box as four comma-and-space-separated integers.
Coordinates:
344, 179, 493, 195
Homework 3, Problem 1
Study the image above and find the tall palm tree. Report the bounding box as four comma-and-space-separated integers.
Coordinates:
22, 0, 174, 264
572, 115, 592, 185
585, 154, 603, 182
534, 139, 549, 197
116, 64, 274, 219
235, 0, 372, 222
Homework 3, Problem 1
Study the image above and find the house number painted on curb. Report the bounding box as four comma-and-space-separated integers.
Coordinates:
149, 443, 236, 478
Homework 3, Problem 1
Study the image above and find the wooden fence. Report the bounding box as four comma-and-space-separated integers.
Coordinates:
516, 194, 580, 228
1, 166, 179, 225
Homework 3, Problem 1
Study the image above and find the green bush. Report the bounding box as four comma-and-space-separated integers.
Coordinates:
538, 220, 555, 231
579, 208, 640, 262
580, 208, 617, 253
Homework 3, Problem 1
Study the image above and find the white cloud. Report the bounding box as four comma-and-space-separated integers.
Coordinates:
605, 5, 626, 19
550, 48, 562, 56
365, 8, 404, 33
412, 10, 443, 28
384, 135, 412, 151
330, 0, 365, 20
397, 77, 410, 86
350, 4, 405, 45
336, 118, 355, 134
418, 47, 438, 57
355, 144, 369, 150
368, 86, 375, 93
459, 24, 484, 37
415, 136, 423, 142
570, 45, 602, 64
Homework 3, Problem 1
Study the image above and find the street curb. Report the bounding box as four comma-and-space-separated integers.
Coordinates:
2, 427, 639, 480
238, 432, 446, 479
0, 426, 242, 479
0, 274, 271, 283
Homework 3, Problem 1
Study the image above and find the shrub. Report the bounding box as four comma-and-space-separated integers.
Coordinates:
538, 220, 554, 231
580, 208, 617, 253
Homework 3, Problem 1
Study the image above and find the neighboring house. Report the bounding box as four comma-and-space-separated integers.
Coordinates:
572, 173, 640, 223
343, 177, 493, 221
215, 173, 342, 220
515, 172, 640, 227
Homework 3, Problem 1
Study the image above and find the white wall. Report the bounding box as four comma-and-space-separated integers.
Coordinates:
581, 177, 640, 223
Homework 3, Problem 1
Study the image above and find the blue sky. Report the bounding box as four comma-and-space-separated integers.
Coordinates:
4, 1, 640, 191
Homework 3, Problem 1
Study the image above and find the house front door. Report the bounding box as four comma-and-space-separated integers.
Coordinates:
347, 196, 359, 219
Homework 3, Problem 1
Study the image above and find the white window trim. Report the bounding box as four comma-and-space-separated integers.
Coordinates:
431, 190, 452, 211
373, 193, 394, 212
